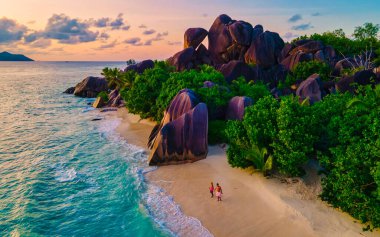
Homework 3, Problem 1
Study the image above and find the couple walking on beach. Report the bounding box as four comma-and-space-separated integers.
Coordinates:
209, 182, 223, 201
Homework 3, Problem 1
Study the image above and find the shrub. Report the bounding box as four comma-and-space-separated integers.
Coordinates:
97, 91, 109, 103
230, 77, 270, 102
319, 85, 380, 229
208, 120, 228, 144
154, 65, 227, 121
125, 62, 172, 119
286, 60, 331, 86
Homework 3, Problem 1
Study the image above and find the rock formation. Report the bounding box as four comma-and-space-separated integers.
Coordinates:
148, 89, 208, 165
225, 96, 253, 120
73, 76, 108, 98
125, 59, 154, 74
184, 28, 208, 49
296, 74, 323, 104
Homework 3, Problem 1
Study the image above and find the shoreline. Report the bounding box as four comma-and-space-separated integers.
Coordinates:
107, 107, 379, 237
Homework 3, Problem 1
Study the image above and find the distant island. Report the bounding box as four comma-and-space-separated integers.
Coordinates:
0, 51, 34, 61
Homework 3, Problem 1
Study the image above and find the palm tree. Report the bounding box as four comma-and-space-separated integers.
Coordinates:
101, 67, 126, 90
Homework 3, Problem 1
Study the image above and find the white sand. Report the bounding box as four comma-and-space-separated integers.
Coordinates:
109, 108, 380, 237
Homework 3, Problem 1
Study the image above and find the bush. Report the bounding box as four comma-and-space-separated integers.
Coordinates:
286, 60, 331, 86
208, 120, 228, 144
125, 62, 172, 119
154, 65, 227, 121
319, 85, 380, 229
230, 77, 270, 102
97, 91, 109, 103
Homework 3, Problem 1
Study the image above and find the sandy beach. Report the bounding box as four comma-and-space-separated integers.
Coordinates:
109, 107, 380, 237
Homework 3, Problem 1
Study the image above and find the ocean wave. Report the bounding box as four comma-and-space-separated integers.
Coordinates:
97, 112, 213, 237
55, 167, 77, 182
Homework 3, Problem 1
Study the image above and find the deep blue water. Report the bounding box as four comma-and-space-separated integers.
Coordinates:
0, 62, 171, 236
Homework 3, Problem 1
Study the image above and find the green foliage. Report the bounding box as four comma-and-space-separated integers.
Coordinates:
341, 66, 365, 77
319, 85, 380, 229
272, 96, 320, 176
208, 120, 228, 144
294, 23, 380, 57
353, 22, 380, 41
124, 62, 172, 119
225, 120, 251, 168
126, 59, 136, 65
154, 65, 226, 121
97, 91, 109, 103
230, 77, 270, 102
286, 60, 331, 86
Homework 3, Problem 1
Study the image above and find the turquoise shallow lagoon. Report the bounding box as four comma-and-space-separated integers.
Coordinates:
0, 62, 170, 236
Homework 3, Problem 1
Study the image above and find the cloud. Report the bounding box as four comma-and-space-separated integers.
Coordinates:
312, 12, 321, 16
288, 14, 302, 23
291, 23, 313, 31
168, 41, 181, 46
144, 40, 152, 46
143, 29, 156, 35
202, 13, 208, 18
94, 17, 110, 27
98, 40, 118, 49
144, 31, 169, 45
124, 37, 142, 46
138, 24, 147, 28
282, 32, 299, 41
110, 13, 124, 30
0, 17, 28, 43
121, 25, 130, 31
43, 14, 99, 44
27, 20, 36, 25
28, 38, 52, 48
99, 32, 110, 40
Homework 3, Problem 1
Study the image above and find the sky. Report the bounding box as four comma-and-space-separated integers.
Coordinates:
0, 0, 379, 61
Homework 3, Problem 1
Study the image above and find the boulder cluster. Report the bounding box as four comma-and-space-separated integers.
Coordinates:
65, 14, 380, 166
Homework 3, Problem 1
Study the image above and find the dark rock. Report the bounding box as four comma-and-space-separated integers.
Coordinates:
63, 87, 75, 94
107, 89, 123, 107
167, 47, 195, 71
335, 76, 355, 93
148, 89, 199, 148
293, 39, 313, 47
245, 31, 285, 69
148, 103, 208, 165
251, 25, 264, 42
218, 60, 255, 83
184, 28, 208, 49
333, 58, 355, 76
281, 51, 313, 71
314, 50, 325, 62
208, 14, 233, 65
229, 21, 253, 46
296, 73, 322, 104
336, 70, 377, 93
195, 44, 212, 65
125, 59, 154, 74
100, 108, 118, 112
278, 43, 294, 63
91, 118, 102, 121
290, 41, 324, 55
225, 96, 253, 120
255, 64, 288, 89
73, 76, 108, 98
323, 46, 336, 62
203, 81, 215, 88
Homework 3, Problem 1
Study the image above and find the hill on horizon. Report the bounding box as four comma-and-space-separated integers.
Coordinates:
0, 51, 34, 61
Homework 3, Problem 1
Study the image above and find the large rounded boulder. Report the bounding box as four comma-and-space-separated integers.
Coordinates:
225, 96, 253, 120
167, 47, 195, 71
184, 28, 208, 49
218, 60, 255, 83
125, 59, 154, 74
73, 76, 108, 98
208, 14, 233, 65
148, 89, 199, 148
148, 103, 208, 165
245, 31, 285, 69
296, 73, 323, 104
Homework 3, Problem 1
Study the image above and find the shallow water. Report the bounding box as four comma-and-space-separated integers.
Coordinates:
0, 62, 213, 237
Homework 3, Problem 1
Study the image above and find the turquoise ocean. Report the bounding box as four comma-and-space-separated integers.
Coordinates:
0, 62, 212, 237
